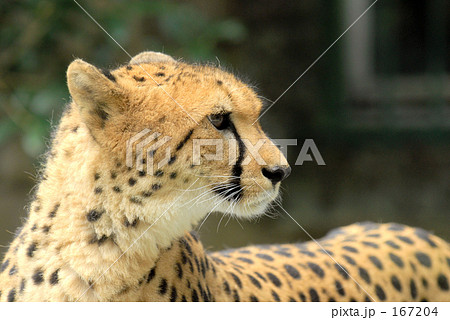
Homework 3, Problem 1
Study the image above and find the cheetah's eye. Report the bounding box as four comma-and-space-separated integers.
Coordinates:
208, 113, 230, 130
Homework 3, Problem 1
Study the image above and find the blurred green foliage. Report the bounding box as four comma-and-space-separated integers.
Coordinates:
0, 0, 247, 157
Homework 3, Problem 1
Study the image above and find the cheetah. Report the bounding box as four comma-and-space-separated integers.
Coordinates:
0, 51, 449, 302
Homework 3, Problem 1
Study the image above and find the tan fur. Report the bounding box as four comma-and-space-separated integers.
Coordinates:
0, 52, 449, 301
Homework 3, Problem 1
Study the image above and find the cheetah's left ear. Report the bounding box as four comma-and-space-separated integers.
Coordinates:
67, 59, 124, 132
129, 51, 175, 65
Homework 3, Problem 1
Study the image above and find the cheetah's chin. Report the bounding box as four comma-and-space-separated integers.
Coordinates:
213, 191, 278, 219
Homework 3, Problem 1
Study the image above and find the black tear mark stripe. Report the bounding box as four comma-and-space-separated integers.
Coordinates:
229, 118, 245, 179
216, 113, 246, 201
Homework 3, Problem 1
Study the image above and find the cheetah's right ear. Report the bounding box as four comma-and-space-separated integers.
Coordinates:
129, 51, 175, 65
67, 59, 123, 132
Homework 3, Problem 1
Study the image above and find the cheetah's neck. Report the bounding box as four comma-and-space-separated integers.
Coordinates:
17, 107, 207, 301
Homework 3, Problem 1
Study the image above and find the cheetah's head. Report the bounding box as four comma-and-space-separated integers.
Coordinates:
67, 51, 290, 225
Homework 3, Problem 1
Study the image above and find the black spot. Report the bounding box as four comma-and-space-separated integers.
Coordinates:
375, 284, 386, 301
342, 255, 356, 265
94, 173, 100, 180
415, 252, 432, 268
113, 186, 121, 193
437, 274, 449, 291
170, 286, 177, 302
176, 129, 194, 151
391, 275, 402, 292
255, 271, 266, 282
334, 264, 349, 279
414, 228, 437, 248
410, 279, 418, 299
175, 263, 183, 279
396, 235, 414, 244
3, 260, 11, 273
192, 289, 199, 301
237, 257, 253, 264
9, 265, 17, 276
129, 196, 142, 205
358, 267, 371, 284
7, 288, 16, 302
388, 224, 405, 231
389, 252, 404, 268
369, 255, 383, 270
308, 262, 325, 278
180, 239, 193, 256
309, 288, 320, 302
101, 69, 116, 82
49, 203, 60, 218
142, 191, 152, 197
256, 253, 274, 261
159, 278, 168, 295
155, 72, 165, 77
247, 274, 261, 289
321, 249, 334, 256
32, 270, 44, 285
138, 170, 146, 177
154, 170, 164, 177
31, 224, 37, 231
284, 264, 301, 279
230, 273, 242, 288
50, 269, 59, 285
217, 80, 223, 85
88, 209, 106, 223
274, 250, 293, 257
271, 290, 281, 301
42, 225, 51, 233
335, 280, 345, 296
110, 171, 117, 179
366, 233, 380, 238
27, 242, 38, 258
223, 280, 231, 295
299, 250, 316, 257
267, 272, 282, 287
94, 187, 103, 194
146, 267, 156, 283
170, 172, 177, 179
422, 277, 428, 288
362, 241, 379, 248
126, 65, 132, 70
233, 289, 240, 302
133, 75, 145, 82
128, 177, 137, 186
180, 251, 187, 264
250, 295, 258, 302
168, 155, 177, 165
299, 292, 306, 301
124, 218, 139, 227
385, 240, 400, 249
20, 279, 26, 292
152, 183, 161, 191
342, 245, 358, 253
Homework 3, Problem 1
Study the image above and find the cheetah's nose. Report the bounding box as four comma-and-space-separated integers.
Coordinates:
261, 165, 291, 185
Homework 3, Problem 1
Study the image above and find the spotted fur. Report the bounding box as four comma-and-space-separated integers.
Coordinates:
0, 52, 449, 301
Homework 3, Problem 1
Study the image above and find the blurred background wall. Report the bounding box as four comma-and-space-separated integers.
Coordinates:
0, 0, 449, 254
